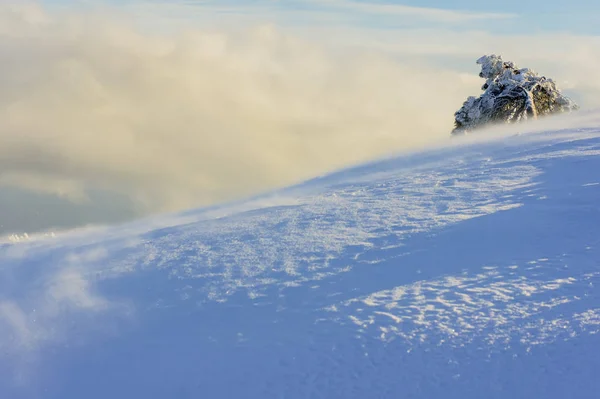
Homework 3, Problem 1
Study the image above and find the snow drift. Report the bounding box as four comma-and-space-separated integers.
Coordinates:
1, 112, 600, 398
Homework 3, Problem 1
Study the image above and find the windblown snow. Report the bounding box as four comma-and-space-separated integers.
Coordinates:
1, 116, 600, 398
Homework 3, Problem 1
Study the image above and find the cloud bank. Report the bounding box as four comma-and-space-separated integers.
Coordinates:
0, 2, 481, 219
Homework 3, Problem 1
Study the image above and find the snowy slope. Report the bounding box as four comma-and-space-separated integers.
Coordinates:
1, 118, 600, 398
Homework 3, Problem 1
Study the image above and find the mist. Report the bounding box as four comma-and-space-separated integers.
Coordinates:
0, 2, 595, 234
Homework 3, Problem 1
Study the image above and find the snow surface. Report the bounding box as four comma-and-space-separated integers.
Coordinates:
2, 116, 600, 398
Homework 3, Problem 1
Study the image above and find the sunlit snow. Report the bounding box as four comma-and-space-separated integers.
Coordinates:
1, 118, 600, 398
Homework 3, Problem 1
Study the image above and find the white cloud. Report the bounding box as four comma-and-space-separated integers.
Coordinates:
305, 0, 517, 22
0, 2, 481, 215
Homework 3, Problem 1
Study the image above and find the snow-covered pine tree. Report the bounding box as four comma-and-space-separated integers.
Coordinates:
452, 55, 579, 135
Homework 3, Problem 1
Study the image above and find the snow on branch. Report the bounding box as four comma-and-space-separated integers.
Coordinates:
452, 55, 578, 135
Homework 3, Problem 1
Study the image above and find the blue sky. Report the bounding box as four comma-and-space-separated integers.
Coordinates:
403, 0, 600, 31
41, 0, 600, 35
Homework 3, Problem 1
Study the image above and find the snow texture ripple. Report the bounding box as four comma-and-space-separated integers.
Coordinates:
1, 124, 600, 398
